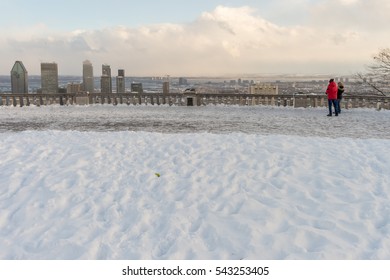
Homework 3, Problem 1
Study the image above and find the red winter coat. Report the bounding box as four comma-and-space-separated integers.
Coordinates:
326, 81, 338, 100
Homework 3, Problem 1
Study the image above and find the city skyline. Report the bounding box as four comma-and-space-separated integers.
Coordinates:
1, 0, 389, 76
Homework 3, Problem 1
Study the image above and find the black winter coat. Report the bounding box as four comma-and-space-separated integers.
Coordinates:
337, 87, 344, 100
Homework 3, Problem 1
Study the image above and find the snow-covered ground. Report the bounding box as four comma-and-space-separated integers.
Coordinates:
1, 105, 390, 138
0, 105, 389, 259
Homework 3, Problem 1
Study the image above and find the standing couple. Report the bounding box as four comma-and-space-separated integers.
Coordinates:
326, 79, 344, 116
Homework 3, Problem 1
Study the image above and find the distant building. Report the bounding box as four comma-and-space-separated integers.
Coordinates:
101, 64, 112, 93
67, 83, 82, 94
116, 69, 125, 93
41, 62, 58, 94
249, 83, 278, 95
179, 77, 188, 85
11, 61, 28, 93
163, 81, 169, 94
101, 76, 111, 93
102, 64, 111, 76
82, 60, 94, 93
131, 82, 143, 94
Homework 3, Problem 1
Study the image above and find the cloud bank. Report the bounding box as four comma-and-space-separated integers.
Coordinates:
2, 1, 390, 76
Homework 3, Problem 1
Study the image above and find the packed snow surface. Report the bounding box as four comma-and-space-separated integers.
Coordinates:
0, 105, 389, 259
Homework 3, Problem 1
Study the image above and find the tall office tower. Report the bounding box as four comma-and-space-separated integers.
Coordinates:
11, 61, 28, 93
116, 69, 125, 93
102, 64, 111, 76
41, 62, 58, 94
83, 60, 94, 93
101, 64, 112, 93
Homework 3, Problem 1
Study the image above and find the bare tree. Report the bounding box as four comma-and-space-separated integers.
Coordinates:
356, 48, 390, 96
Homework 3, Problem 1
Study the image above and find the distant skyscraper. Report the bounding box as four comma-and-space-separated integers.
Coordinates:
11, 61, 28, 93
102, 64, 111, 77
116, 69, 125, 93
101, 64, 112, 93
83, 60, 94, 93
41, 62, 58, 94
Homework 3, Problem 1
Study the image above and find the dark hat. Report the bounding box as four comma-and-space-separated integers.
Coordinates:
329, 78, 334, 82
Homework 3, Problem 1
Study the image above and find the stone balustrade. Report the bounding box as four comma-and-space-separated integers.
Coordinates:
1, 93, 389, 110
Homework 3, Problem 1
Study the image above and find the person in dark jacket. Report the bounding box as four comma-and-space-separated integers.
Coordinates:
336, 82, 344, 114
326, 78, 339, 116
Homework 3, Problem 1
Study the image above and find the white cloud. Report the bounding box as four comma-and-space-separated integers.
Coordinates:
310, 0, 390, 31
339, 0, 359, 5
1, 2, 389, 76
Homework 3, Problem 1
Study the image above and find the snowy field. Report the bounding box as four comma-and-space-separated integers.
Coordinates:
0, 105, 389, 260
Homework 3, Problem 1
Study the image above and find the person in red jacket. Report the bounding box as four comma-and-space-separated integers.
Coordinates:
326, 78, 339, 116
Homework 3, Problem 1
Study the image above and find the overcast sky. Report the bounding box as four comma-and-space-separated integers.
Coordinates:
1, 0, 389, 76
